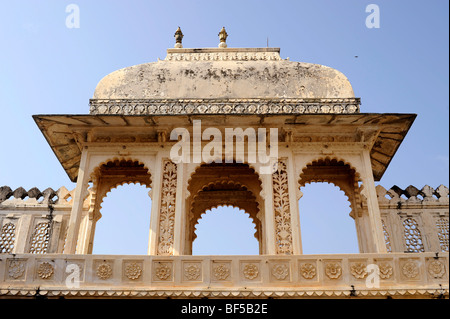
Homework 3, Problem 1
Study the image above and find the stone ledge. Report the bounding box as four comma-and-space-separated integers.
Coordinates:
0, 287, 448, 299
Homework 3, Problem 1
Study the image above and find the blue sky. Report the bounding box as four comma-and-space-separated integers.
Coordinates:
0, 1, 448, 255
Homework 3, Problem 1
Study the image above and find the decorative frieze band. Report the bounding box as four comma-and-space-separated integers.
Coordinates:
165, 51, 283, 62
89, 98, 361, 116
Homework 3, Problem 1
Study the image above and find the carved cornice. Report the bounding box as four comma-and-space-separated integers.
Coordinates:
165, 47, 283, 62
1, 287, 447, 299
89, 98, 361, 116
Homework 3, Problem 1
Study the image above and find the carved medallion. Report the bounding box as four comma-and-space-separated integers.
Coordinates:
243, 264, 259, 280
184, 264, 201, 281
96, 262, 113, 280
155, 264, 172, 281
125, 262, 142, 280
300, 263, 317, 279
428, 260, 446, 279
350, 262, 368, 279
378, 262, 394, 279
213, 264, 230, 281
8, 260, 26, 279
402, 260, 419, 279
271, 264, 289, 280
37, 262, 54, 279
325, 262, 342, 279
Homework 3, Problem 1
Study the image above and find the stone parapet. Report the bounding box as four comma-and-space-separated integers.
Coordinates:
0, 252, 447, 298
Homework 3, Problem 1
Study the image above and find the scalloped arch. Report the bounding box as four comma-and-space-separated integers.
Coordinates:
298, 156, 364, 219
298, 156, 362, 187
88, 157, 152, 221
190, 179, 260, 234
89, 156, 153, 185
189, 169, 261, 242
192, 204, 259, 242
299, 180, 352, 212
186, 161, 263, 198
191, 179, 250, 201
94, 181, 151, 221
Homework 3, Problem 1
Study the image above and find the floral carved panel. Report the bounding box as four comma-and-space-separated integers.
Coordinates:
272, 160, 293, 255
153, 261, 173, 282
183, 262, 202, 282
157, 160, 178, 256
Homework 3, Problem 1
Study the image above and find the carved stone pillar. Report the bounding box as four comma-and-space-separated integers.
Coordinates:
155, 159, 178, 256
361, 150, 387, 253
148, 154, 163, 255
173, 162, 186, 256
12, 215, 32, 254
64, 148, 90, 254
262, 170, 276, 255
272, 159, 295, 255
286, 154, 302, 254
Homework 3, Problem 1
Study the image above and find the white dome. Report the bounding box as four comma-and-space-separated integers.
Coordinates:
93, 48, 355, 100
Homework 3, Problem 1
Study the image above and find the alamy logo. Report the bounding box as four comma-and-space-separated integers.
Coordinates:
65, 263, 81, 288
66, 4, 80, 29
366, 4, 380, 29
170, 120, 279, 174
365, 264, 380, 288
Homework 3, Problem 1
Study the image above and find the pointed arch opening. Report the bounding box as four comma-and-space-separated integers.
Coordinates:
92, 183, 152, 255
193, 206, 259, 255
299, 182, 358, 254
298, 157, 364, 254
185, 162, 264, 255
85, 158, 152, 255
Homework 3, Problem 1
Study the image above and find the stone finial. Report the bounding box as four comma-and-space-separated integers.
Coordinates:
218, 27, 228, 48
174, 26, 184, 48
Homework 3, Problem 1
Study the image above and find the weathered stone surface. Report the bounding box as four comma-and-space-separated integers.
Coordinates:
93, 48, 355, 101
2, 38, 443, 300
27, 187, 42, 200
12, 187, 27, 199
42, 187, 57, 203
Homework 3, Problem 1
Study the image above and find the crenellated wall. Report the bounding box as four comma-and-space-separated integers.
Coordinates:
0, 184, 448, 256
373, 184, 449, 254
0, 186, 92, 255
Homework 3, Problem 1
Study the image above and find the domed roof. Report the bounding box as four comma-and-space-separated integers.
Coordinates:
93, 48, 355, 100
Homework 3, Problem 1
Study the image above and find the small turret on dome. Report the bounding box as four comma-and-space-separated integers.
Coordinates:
174, 26, 184, 48
218, 27, 228, 48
